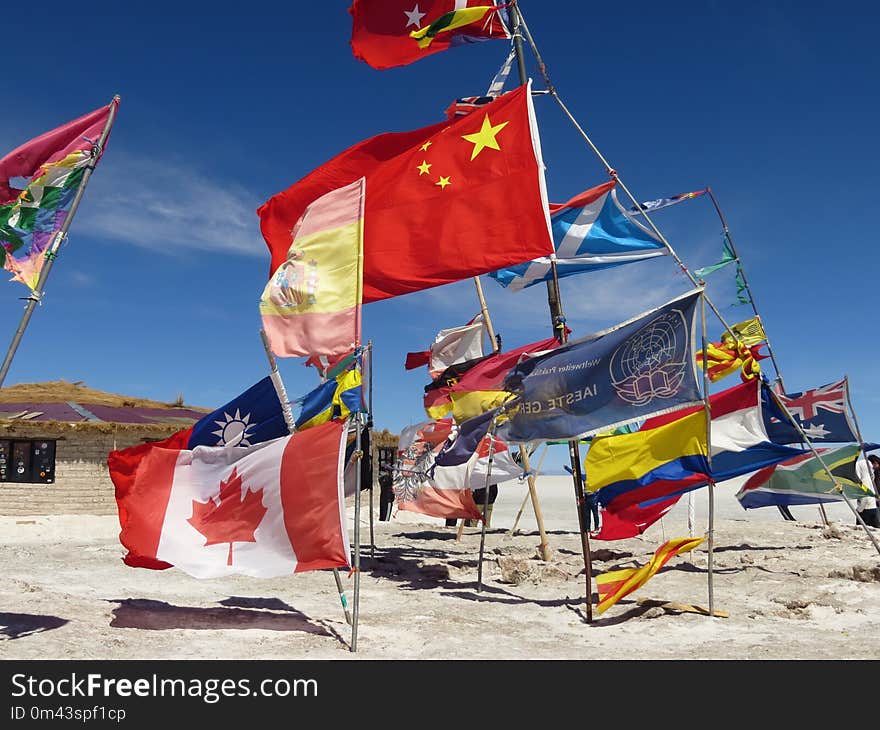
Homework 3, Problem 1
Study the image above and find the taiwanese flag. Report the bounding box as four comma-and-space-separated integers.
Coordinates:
349, 0, 510, 70
258, 83, 554, 303
108, 420, 350, 577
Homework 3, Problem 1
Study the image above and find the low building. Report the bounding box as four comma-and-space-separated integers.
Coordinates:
0, 380, 208, 516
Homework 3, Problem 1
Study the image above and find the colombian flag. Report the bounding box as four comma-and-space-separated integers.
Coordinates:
596, 536, 706, 614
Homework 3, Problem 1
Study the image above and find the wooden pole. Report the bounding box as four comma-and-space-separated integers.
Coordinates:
516, 445, 552, 560
476, 417, 499, 592
508, 442, 549, 536
259, 330, 353, 626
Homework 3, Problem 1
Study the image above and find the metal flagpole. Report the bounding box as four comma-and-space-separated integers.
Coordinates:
704, 187, 786, 388
366, 340, 375, 559
259, 330, 353, 626
515, 12, 740, 344
701, 291, 716, 617
769, 387, 880, 555
351, 410, 365, 651
510, 0, 593, 621
701, 188, 798, 520
0, 95, 120, 389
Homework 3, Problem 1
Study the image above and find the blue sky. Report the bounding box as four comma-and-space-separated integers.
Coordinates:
1, 1, 877, 474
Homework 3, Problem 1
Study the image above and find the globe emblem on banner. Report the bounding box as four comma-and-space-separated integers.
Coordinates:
609, 308, 690, 406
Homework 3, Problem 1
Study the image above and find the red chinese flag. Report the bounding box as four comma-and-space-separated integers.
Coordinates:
258, 83, 553, 303
349, 0, 509, 70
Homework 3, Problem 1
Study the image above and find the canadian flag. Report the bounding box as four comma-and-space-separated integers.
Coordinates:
109, 420, 350, 579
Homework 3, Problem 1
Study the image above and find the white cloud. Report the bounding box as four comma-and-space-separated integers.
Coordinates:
76, 153, 265, 257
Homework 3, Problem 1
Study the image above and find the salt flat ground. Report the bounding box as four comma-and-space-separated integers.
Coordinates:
1, 475, 878, 660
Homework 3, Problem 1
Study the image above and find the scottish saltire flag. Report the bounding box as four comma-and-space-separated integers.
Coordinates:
294, 361, 363, 431
488, 180, 667, 292
502, 289, 703, 442
628, 189, 708, 215
260, 178, 364, 358
765, 379, 858, 444
735, 444, 869, 509
0, 100, 119, 290
596, 536, 705, 614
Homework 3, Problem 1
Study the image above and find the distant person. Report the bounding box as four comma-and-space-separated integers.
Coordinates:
465, 484, 498, 528
855, 453, 880, 528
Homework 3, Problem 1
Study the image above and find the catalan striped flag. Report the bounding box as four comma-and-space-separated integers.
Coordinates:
596, 536, 705, 614
260, 178, 364, 358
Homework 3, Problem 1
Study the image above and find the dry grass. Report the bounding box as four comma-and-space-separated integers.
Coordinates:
0, 380, 205, 410
0, 380, 400, 443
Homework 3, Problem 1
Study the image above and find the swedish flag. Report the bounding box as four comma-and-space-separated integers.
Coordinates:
295, 366, 363, 431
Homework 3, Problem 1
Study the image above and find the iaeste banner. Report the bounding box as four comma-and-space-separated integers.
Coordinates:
503, 288, 704, 442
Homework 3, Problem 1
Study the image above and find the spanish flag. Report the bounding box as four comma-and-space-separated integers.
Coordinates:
596, 536, 706, 614
260, 178, 364, 358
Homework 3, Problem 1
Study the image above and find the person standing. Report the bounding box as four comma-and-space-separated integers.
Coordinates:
855, 453, 880, 528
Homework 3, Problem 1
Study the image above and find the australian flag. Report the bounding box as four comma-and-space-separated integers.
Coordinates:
764, 379, 857, 445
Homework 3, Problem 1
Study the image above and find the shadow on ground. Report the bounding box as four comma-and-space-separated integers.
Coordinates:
106, 597, 341, 641
0, 612, 68, 640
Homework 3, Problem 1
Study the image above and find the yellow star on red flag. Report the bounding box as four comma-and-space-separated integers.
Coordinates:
462, 114, 509, 160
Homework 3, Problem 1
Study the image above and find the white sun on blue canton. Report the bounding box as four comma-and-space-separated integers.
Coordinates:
211, 409, 258, 447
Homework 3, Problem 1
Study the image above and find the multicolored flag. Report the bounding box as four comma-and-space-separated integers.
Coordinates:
596, 536, 705, 614
489, 180, 667, 292
0, 99, 119, 290
627, 188, 708, 215
349, 0, 510, 70
258, 83, 554, 303
260, 178, 364, 358
502, 289, 704, 442
108, 419, 350, 577
765, 379, 858, 445
735, 444, 870, 509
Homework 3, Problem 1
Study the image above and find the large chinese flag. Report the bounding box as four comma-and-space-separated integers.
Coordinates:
258, 83, 553, 303
349, 0, 509, 70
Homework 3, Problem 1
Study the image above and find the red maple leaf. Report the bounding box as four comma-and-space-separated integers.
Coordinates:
188, 467, 268, 566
